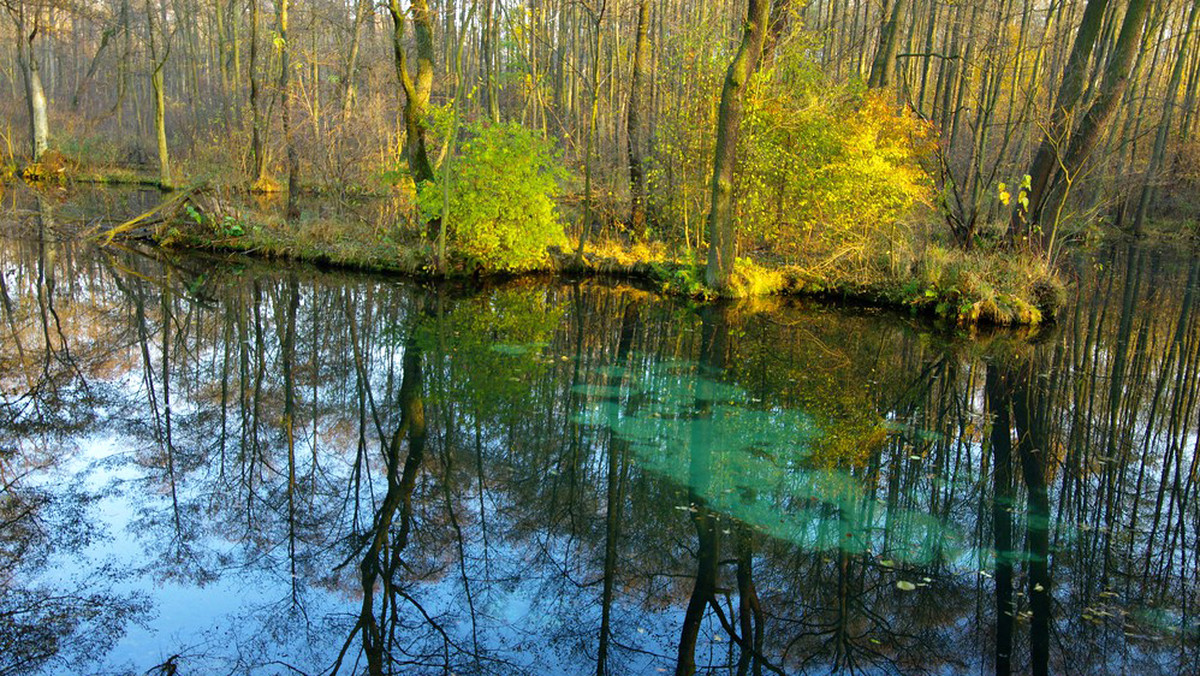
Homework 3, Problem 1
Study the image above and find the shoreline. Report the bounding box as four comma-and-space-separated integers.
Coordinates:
148, 224, 1063, 327
4, 177, 1064, 326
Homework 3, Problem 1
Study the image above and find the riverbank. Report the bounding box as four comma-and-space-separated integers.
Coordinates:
108, 185, 1064, 327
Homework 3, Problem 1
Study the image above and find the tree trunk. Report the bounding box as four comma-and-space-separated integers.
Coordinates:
250, 0, 266, 185
915, 0, 938, 112
1179, 30, 1200, 138
1040, 0, 1151, 252
342, 0, 368, 118
71, 25, 114, 110
114, 0, 132, 126
481, 0, 499, 122
626, 0, 650, 238
761, 0, 791, 69
14, 10, 49, 162
229, 0, 241, 104
572, 7, 604, 267
868, 0, 907, 88
146, 0, 172, 190
1009, 0, 1109, 244
278, 0, 299, 220
388, 0, 435, 186
704, 0, 771, 292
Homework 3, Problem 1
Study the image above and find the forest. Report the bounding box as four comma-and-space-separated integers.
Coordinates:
2, 0, 1200, 318
6, 2, 1200, 674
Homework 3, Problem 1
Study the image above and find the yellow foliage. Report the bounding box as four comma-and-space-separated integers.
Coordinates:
250, 176, 282, 193
736, 89, 933, 260
728, 257, 786, 298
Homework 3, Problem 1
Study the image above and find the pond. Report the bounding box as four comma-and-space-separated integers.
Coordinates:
2, 187, 1199, 675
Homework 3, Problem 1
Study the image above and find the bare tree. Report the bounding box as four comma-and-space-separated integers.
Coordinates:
4, 0, 51, 161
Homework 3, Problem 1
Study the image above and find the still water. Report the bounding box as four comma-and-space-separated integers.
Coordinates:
2, 188, 1199, 675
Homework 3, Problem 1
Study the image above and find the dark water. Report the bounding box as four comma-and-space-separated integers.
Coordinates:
2, 189, 1199, 675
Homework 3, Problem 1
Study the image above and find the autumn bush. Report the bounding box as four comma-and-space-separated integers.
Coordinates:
739, 88, 933, 258
648, 47, 933, 266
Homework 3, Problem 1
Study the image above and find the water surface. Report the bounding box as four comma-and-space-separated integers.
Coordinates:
2, 188, 1199, 675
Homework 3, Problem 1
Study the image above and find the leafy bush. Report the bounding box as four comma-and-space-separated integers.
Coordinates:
418, 121, 567, 271
738, 87, 932, 257
184, 203, 245, 238
647, 43, 933, 265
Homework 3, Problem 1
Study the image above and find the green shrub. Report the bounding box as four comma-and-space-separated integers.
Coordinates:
417, 121, 567, 271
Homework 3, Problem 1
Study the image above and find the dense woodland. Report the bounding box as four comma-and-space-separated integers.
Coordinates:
5, 3, 1200, 672
2, 0, 1200, 287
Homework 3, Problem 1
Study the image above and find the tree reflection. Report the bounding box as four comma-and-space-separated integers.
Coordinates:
987, 348, 1052, 676
1, 194, 1199, 673
2, 195, 149, 675
674, 305, 727, 676
334, 313, 440, 674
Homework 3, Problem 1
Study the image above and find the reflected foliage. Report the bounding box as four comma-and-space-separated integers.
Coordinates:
2, 193, 1199, 674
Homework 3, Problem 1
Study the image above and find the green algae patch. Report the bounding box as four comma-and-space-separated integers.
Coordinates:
573, 359, 978, 566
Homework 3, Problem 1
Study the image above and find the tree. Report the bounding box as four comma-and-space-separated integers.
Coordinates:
388, 0, 435, 187
278, 0, 299, 220
4, 0, 1194, 259
1008, 0, 1110, 247
626, 0, 651, 238
340, 0, 369, 118
1026, 0, 1151, 255
1132, 0, 1200, 236
867, 0, 907, 89
572, 0, 608, 267
704, 0, 772, 292
250, 0, 267, 186
145, 0, 172, 189
4, 0, 50, 161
